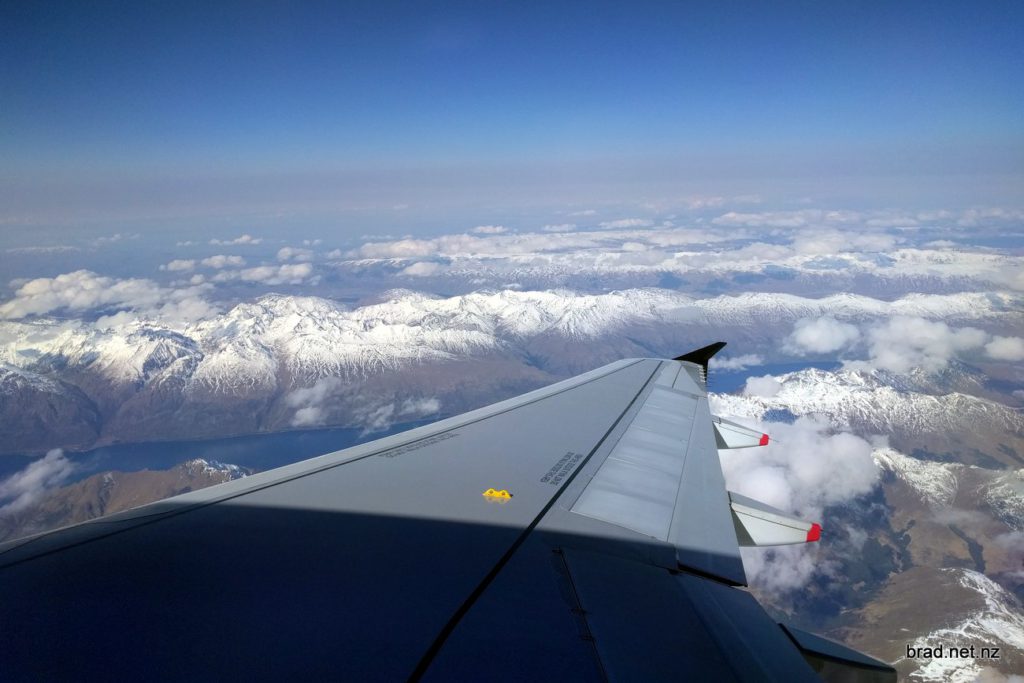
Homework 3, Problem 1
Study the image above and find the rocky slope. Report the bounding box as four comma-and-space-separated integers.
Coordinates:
0, 459, 249, 544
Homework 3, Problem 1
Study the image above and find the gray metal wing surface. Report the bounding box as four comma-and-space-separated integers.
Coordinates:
0, 351, 895, 682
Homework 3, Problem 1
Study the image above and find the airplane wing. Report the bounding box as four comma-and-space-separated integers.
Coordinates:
0, 344, 895, 682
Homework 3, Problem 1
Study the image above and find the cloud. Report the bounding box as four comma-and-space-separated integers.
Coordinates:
542, 223, 576, 232
985, 335, 1024, 361
219, 263, 315, 285
93, 232, 139, 245
347, 226, 730, 262
210, 234, 262, 245
715, 354, 764, 371
357, 397, 441, 435
159, 259, 196, 272
302, 239, 322, 246
399, 262, 443, 277
716, 415, 880, 595
786, 316, 861, 354
0, 269, 218, 324
681, 195, 726, 210
330, 212, 1024, 290
471, 225, 507, 234
0, 449, 77, 513
713, 211, 811, 228
743, 375, 782, 397
956, 207, 1024, 227
598, 218, 654, 229
993, 531, 1024, 581
568, 209, 597, 216
285, 377, 344, 427
790, 230, 898, 255
990, 265, 1024, 292
853, 316, 991, 374
0, 270, 164, 319
201, 254, 246, 269
5, 245, 80, 254
276, 247, 314, 262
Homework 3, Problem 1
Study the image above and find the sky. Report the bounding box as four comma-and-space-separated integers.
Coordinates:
2, 0, 1023, 233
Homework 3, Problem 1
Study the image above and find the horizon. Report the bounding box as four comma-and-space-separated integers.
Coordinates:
2, 1, 1022, 235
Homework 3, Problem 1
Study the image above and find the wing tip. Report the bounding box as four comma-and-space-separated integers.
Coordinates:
673, 341, 727, 366
806, 522, 822, 543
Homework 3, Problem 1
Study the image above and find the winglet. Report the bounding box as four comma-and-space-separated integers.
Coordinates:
673, 342, 727, 372
674, 342, 727, 386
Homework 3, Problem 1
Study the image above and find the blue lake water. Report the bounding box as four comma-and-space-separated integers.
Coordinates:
0, 420, 437, 483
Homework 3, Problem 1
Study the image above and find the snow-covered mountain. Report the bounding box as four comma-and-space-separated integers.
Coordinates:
838, 566, 1024, 682
340, 241, 1024, 299
712, 368, 1024, 469
0, 288, 1020, 453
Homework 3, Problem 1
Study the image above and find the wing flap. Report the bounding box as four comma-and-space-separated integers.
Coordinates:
713, 415, 770, 449
729, 491, 821, 546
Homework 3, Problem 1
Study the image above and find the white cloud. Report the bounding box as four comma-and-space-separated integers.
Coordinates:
986, 335, 1024, 361
568, 209, 597, 216
471, 225, 507, 234
956, 207, 1024, 227
347, 226, 729, 262
786, 316, 861, 354
744, 375, 782, 397
990, 265, 1024, 292
0, 449, 77, 513
302, 239, 323, 246
0, 269, 218, 324
715, 354, 764, 371
681, 196, 726, 210
285, 377, 343, 427
5, 245, 80, 254
713, 211, 813, 228
357, 397, 441, 435
94, 232, 139, 245
790, 230, 898, 255
542, 223, 576, 232
598, 218, 654, 229
210, 233, 262, 245
0, 270, 164, 318
176, 240, 197, 247
853, 316, 990, 374
400, 262, 443, 277
200, 255, 246, 269
717, 415, 880, 596
276, 247, 314, 262
160, 259, 196, 272
224, 263, 315, 285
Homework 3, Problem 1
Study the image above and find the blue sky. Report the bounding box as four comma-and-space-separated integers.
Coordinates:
2, 1, 1022, 231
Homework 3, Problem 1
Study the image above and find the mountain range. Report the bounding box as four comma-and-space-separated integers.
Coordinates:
1, 288, 1020, 453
